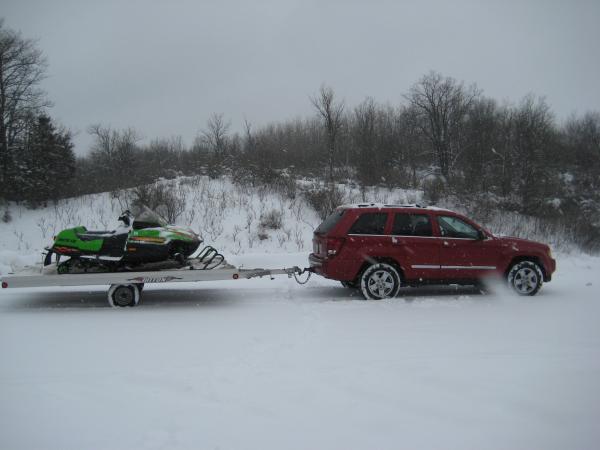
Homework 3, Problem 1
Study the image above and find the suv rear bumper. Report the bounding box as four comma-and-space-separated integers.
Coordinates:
309, 253, 359, 281
309, 253, 340, 279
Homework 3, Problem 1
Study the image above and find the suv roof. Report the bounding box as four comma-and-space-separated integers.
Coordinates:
337, 203, 451, 212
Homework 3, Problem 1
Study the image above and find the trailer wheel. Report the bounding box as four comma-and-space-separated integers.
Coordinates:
108, 284, 141, 307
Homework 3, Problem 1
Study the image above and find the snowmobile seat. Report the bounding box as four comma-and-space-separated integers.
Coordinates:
98, 232, 129, 257
77, 229, 118, 241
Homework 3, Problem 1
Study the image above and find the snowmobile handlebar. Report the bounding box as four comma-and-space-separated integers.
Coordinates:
118, 210, 134, 227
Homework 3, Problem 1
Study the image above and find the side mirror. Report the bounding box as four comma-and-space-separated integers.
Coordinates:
477, 230, 486, 240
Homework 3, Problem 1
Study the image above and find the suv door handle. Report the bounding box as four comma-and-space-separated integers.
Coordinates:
443, 241, 450, 247
392, 237, 406, 245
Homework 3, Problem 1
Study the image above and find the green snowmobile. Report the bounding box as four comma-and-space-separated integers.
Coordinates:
44, 207, 203, 274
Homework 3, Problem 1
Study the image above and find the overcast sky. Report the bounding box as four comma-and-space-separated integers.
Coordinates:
3, 0, 599, 154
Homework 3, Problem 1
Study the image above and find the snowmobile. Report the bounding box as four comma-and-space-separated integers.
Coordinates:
44, 207, 203, 274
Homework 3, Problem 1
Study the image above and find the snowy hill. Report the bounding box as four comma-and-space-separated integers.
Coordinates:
1, 176, 600, 450
0, 175, 423, 275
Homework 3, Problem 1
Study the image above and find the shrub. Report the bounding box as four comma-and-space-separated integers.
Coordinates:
2, 209, 11, 223
304, 184, 345, 220
132, 182, 186, 223
273, 173, 297, 200
422, 176, 446, 204
260, 209, 283, 230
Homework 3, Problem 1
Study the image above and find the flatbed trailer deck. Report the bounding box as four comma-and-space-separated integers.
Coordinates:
1, 265, 310, 307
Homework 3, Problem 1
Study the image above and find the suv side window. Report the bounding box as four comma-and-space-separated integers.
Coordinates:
392, 213, 432, 236
438, 215, 480, 239
348, 213, 388, 235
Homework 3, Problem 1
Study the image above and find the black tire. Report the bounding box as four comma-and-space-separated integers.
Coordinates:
359, 263, 402, 300
57, 261, 70, 274
341, 280, 358, 289
507, 260, 543, 296
108, 284, 141, 307
57, 258, 76, 274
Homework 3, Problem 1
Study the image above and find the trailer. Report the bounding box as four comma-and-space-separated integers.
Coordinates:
1, 261, 311, 307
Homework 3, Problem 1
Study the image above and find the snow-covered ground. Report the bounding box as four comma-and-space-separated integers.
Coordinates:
1, 252, 600, 450
1, 177, 599, 449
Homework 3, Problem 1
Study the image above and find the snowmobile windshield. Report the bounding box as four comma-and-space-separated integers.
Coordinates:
131, 206, 168, 229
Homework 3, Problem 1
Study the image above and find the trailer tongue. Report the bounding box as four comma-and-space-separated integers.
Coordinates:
1, 264, 312, 307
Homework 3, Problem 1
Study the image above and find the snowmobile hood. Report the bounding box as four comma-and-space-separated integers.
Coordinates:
164, 226, 200, 240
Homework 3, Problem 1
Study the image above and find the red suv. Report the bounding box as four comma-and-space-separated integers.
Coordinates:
309, 204, 556, 299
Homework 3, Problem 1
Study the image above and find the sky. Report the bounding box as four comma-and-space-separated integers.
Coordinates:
3, 0, 599, 155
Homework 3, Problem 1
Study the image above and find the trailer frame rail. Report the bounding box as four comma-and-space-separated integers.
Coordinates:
1, 265, 311, 307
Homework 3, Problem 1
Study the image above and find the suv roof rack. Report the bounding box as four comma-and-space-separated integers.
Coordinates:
353, 203, 423, 208
339, 203, 431, 209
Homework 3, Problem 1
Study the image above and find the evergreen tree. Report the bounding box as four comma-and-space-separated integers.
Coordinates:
18, 115, 75, 206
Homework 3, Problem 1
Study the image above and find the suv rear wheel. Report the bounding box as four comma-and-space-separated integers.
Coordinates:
360, 263, 402, 300
507, 260, 543, 296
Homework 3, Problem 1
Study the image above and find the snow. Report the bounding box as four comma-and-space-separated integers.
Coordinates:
548, 198, 562, 208
1, 177, 600, 449
1, 252, 600, 449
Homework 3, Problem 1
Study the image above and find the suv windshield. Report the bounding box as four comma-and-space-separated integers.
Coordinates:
315, 209, 346, 234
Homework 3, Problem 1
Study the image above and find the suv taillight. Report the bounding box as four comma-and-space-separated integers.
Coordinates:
326, 237, 345, 257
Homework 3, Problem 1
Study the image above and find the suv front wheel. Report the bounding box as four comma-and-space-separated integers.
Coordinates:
360, 263, 402, 300
507, 260, 543, 296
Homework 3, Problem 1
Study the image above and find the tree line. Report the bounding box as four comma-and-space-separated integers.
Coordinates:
0, 19, 75, 205
1, 19, 599, 248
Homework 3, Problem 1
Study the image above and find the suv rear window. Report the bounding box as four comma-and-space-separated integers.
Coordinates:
348, 213, 388, 235
315, 209, 346, 234
392, 213, 432, 236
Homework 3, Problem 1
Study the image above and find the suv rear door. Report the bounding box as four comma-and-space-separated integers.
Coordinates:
345, 210, 390, 267
389, 212, 440, 280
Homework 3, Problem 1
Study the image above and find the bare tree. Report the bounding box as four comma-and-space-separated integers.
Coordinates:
311, 84, 344, 184
352, 97, 378, 187
243, 118, 255, 153
510, 95, 556, 211
200, 113, 230, 158
406, 71, 479, 179
0, 19, 50, 190
564, 111, 600, 185
88, 124, 141, 189
396, 105, 427, 188
460, 97, 502, 193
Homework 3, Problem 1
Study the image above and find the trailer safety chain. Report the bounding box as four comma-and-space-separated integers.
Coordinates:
293, 268, 312, 285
